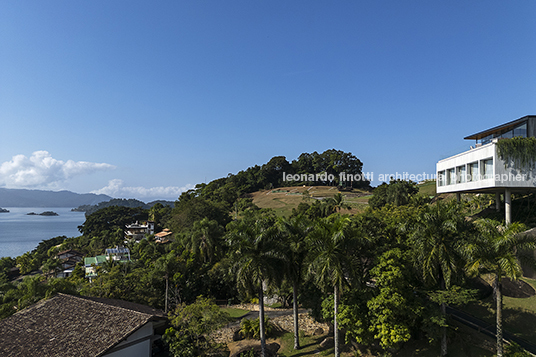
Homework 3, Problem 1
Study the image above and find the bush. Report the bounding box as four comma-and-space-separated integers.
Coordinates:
239, 317, 274, 339
163, 296, 230, 357
505, 342, 532, 357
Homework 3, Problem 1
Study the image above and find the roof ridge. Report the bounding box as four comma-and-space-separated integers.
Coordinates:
56, 293, 161, 318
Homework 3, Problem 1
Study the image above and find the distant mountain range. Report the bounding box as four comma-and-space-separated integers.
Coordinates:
0, 188, 112, 208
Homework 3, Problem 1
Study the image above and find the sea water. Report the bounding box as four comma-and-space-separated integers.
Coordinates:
0, 207, 86, 258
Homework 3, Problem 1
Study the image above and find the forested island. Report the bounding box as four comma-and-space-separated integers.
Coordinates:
26, 211, 59, 216
1, 149, 535, 357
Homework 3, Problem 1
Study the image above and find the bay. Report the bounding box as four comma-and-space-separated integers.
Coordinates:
0, 207, 86, 258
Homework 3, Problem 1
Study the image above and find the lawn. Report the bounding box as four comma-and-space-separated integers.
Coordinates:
221, 307, 250, 319
275, 331, 340, 357
269, 320, 495, 357
417, 180, 437, 196
396, 321, 495, 357
461, 277, 536, 345
250, 186, 370, 217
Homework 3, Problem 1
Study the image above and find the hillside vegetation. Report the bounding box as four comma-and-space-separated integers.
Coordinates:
3, 152, 536, 357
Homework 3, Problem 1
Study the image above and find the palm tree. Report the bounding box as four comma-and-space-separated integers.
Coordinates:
307, 214, 354, 357
331, 193, 351, 212
188, 218, 224, 263
226, 216, 284, 357
155, 252, 179, 313
278, 214, 312, 350
466, 219, 536, 357
408, 200, 472, 357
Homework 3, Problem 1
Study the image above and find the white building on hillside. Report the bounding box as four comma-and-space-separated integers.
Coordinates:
125, 221, 155, 242
436, 115, 536, 224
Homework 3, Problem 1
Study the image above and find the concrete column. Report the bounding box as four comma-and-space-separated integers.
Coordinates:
495, 192, 501, 211
505, 188, 512, 225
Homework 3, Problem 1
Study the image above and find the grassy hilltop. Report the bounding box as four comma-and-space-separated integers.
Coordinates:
250, 181, 437, 217
250, 186, 372, 217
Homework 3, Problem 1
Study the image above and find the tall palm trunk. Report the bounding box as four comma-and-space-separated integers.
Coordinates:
293, 281, 300, 349
440, 276, 447, 356
440, 301, 447, 355
334, 284, 339, 357
259, 285, 266, 357
165, 273, 169, 313
495, 277, 504, 357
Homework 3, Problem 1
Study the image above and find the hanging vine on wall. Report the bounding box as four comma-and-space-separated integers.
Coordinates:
496, 137, 536, 170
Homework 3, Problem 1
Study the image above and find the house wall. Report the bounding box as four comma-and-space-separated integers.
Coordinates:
103, 323, 154, 357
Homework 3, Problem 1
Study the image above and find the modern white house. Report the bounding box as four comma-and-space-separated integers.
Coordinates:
125, 221, 155, 242
436, 115, 536, 224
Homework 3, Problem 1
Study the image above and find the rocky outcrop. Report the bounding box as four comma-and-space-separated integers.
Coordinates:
210, 312, 329, 344
229, 341, 280, 357
270, 313, 329, 337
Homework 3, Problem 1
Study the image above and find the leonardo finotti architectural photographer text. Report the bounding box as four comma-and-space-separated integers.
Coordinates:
282, 172, 438, 183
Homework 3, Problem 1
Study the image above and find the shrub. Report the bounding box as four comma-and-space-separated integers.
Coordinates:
239, 317, 274, 339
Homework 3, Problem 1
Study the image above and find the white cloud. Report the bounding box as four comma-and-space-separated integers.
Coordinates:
0, 151, 115, 189
92, 179, 194, 201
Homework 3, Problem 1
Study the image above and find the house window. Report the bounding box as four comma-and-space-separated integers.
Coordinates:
447, 168, 456, 185
513, 122, 527, 137
478, 135, 493, 145
481, 158, 493, 180
438, 171, 446, 186
456, 165, 466, 183
468, 162, 479, 181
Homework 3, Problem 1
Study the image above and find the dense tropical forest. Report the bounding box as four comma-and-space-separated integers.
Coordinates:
1, 149, 536, 357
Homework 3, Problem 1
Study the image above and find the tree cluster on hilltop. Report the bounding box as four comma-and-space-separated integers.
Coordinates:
188, 149, 370, 209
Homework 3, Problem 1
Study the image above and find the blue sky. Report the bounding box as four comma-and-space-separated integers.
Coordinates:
1, 1, 535, 202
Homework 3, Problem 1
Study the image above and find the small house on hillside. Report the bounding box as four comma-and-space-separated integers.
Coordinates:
154, 228, 173, 244
85, 247, 131, 279
106, 246, 131, 261
56, 249, 84, 278
0, 293, 166, 357
57, 249, 84, 261
84, 255, 107, 278
125, 221, 155, 242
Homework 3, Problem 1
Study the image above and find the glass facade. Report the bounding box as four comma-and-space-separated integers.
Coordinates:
447, 168, 456, 185
481, 158, 493, 180
477, 121, 527, 145
439, 159, 494, 188
468, 162, 479, 182
437, 171, 445, 186
456, 166, 466, 183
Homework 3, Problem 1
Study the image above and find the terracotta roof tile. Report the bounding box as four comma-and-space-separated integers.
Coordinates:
0, 294, 165, 357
